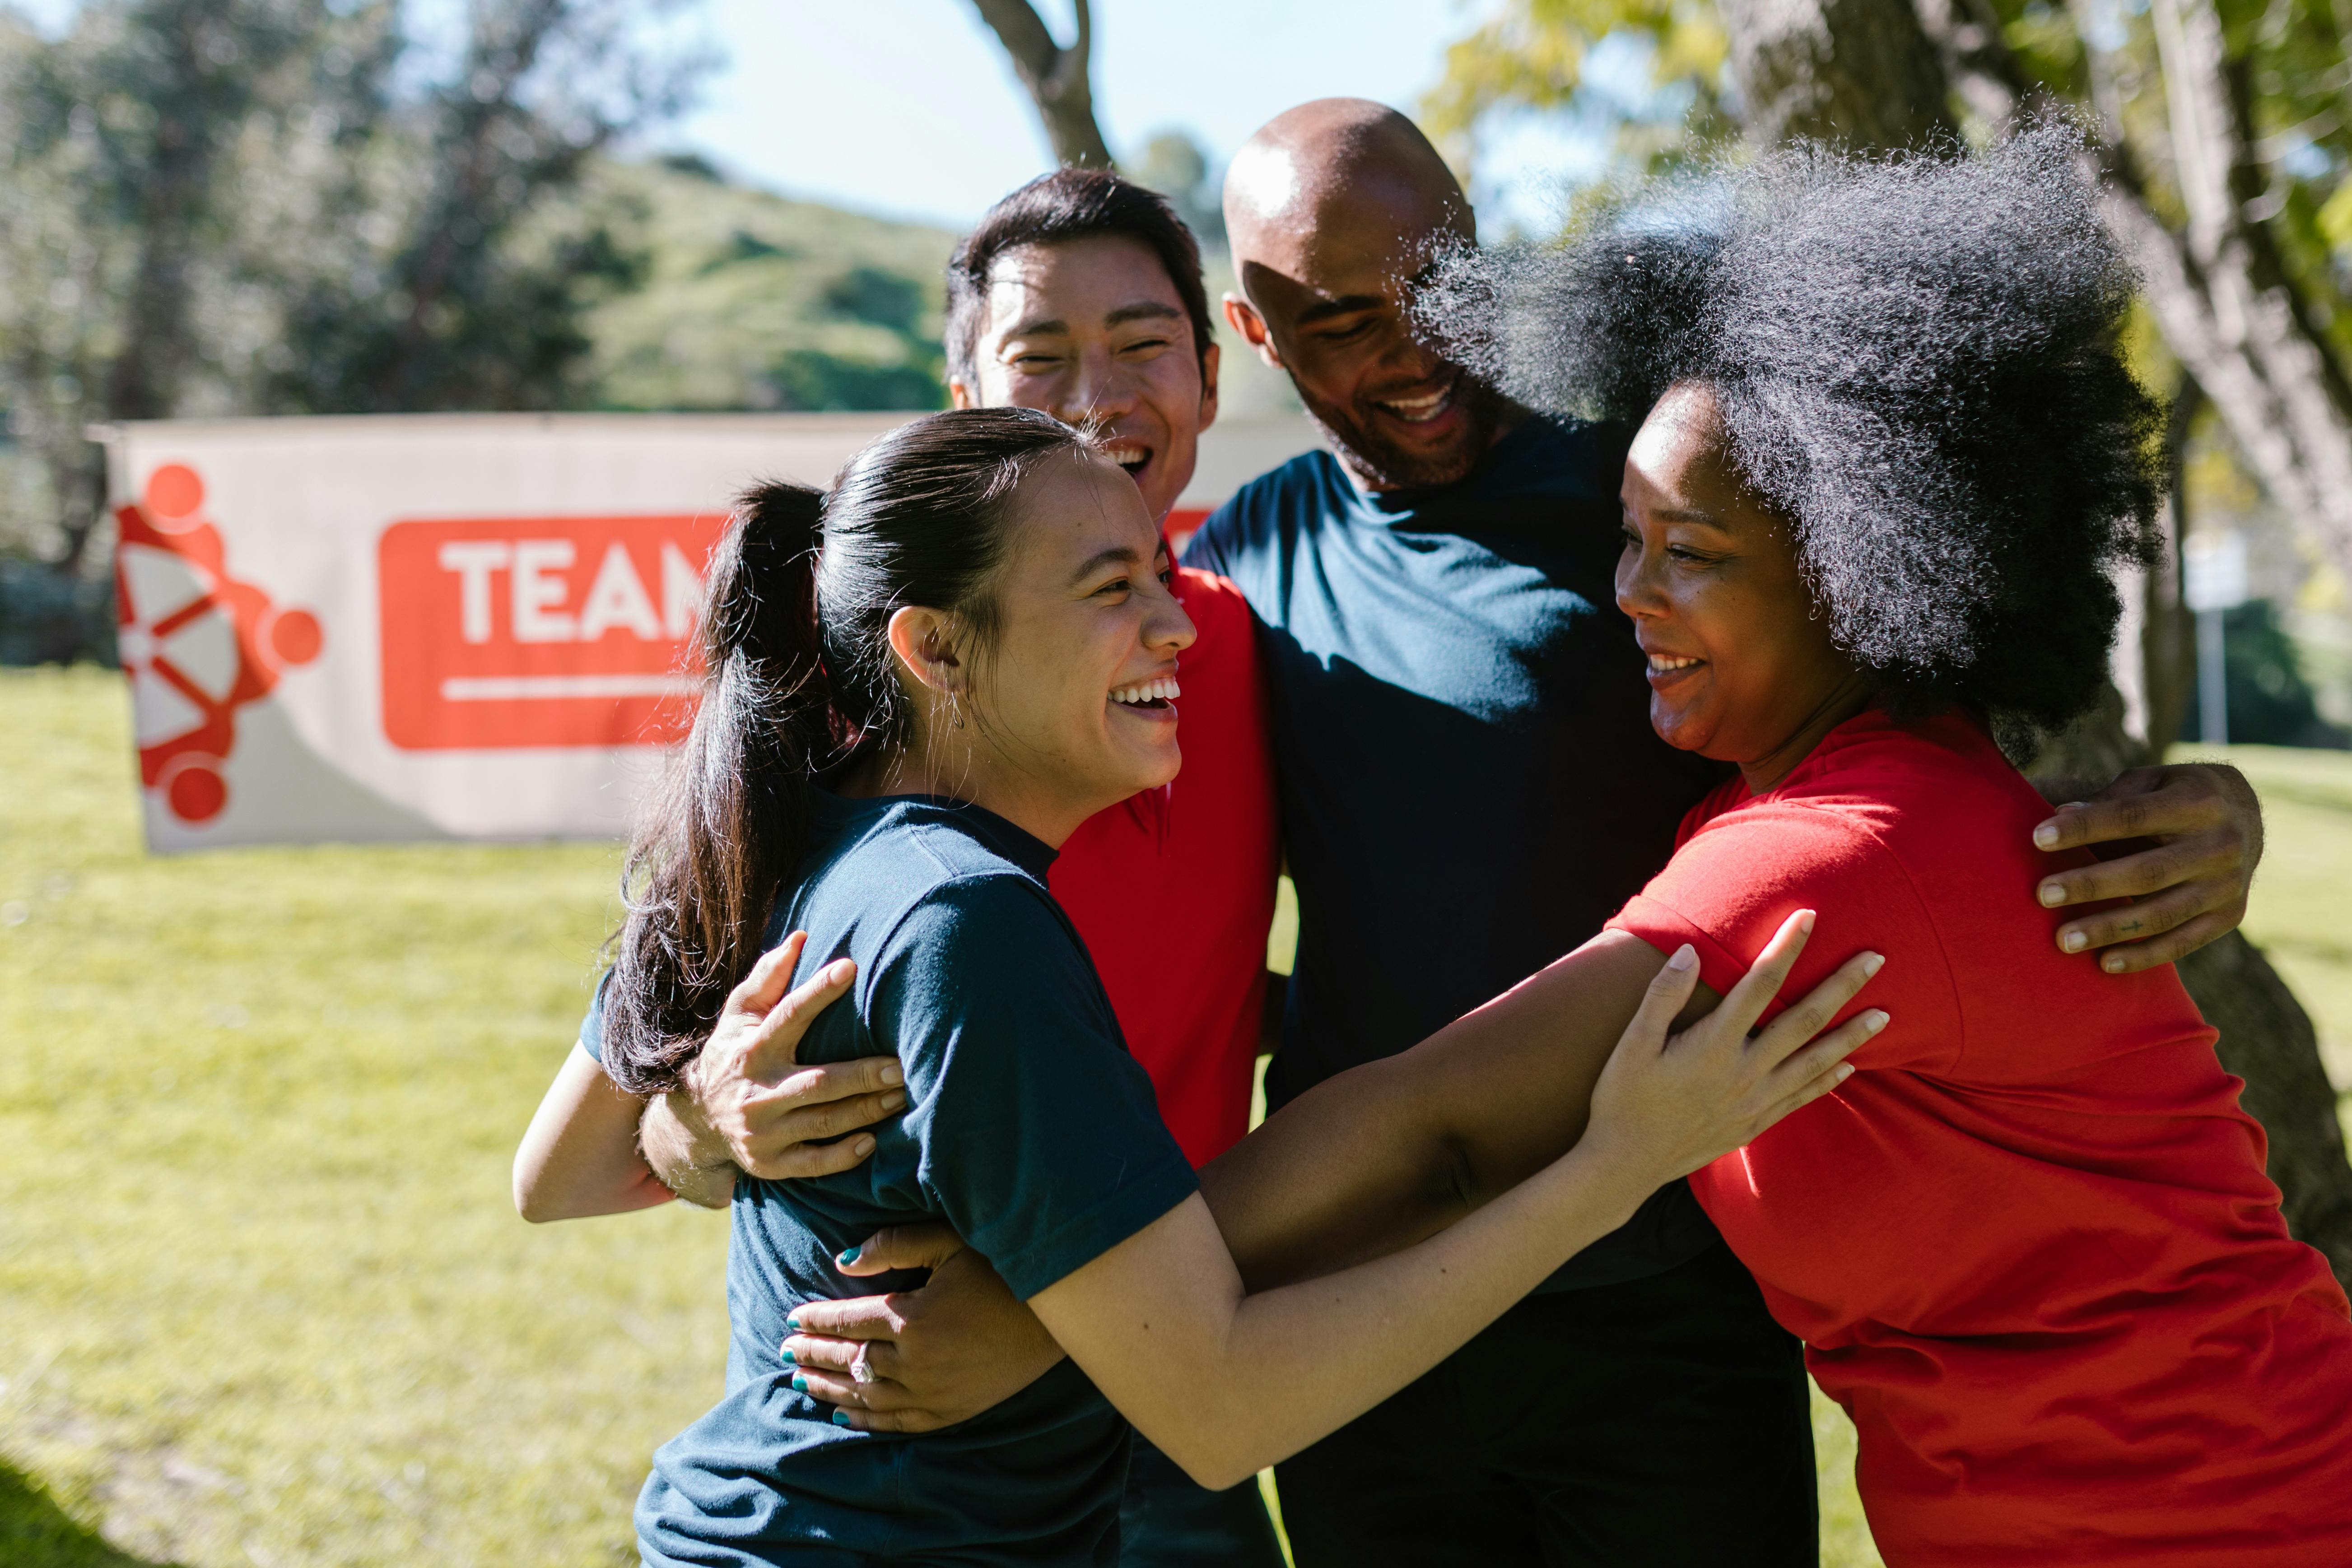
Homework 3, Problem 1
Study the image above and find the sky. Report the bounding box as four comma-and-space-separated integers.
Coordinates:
12, 0, 1610, 233
662, 0, 1607, 233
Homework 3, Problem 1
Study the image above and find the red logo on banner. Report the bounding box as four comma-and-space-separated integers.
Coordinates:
116, 464, 325, 824
378, 516, 727, 751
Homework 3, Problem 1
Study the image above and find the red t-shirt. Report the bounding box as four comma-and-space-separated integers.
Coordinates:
1049, 567, 1278, 1168
1606, 707, 2352, 1567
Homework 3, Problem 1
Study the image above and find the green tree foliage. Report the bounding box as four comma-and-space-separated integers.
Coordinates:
1131, 128, 1227, 247
2191, 600, 2352, 746
0, 0, 709, 659
1421, 0, 1733, 174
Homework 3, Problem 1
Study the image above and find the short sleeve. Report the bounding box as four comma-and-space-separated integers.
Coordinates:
1604, 800, 1965, 1075
870, 877, 1200, 1300
578, 970, 610, 1065
1179, 497, 1239, 576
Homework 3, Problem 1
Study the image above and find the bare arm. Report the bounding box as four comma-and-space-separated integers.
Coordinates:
785, 920, 1884, 1435
1032, 915, 1872, 1489
514, 1043, 672, 1222
1202, 931, 1671, 1287
2032, 761, 2263, 971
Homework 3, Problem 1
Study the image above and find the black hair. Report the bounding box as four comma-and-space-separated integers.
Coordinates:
1418, 120, 2166, 735
944, 167, 1215, 390
600, 405, 1096, 1094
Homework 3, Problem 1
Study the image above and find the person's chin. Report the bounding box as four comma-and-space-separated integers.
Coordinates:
1337, 406, 1486, 489
1648, 699, 1715, 753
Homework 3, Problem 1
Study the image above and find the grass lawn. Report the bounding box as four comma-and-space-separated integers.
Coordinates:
5, 666, 2349, 1566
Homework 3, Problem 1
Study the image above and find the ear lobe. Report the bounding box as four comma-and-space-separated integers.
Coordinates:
1197, 342, 1222, 433
1222, 294, 1281, 369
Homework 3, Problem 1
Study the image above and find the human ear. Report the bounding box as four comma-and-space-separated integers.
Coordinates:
1222, 294, 1281, 370
947, 378, 978, 412
1196, 342, 1221, 434
885, 605, 965, 696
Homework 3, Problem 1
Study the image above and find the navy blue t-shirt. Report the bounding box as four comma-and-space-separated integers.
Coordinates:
583, 792, 1198, 1566
1185, 418, 1730, 1289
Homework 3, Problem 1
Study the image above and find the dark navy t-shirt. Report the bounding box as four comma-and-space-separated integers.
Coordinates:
1185, 418, 1730, 1289
583, 792, 1198, 1566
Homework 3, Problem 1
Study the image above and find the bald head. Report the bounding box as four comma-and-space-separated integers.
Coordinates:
1224, 99, 1472, 279
1216, 99, 1506, 492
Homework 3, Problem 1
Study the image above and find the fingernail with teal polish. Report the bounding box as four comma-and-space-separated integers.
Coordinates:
832, 1410, 852, 1427
781, 1346, 796, 1364
784, 1315, 801, 1332
791, 1374, 808, 1393
836, 1246, 861, 1266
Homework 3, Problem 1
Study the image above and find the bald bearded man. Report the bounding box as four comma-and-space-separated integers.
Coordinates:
1189, 98, 1811, 1567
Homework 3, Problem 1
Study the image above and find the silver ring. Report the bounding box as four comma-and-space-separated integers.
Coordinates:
850, 1345, 879, 1385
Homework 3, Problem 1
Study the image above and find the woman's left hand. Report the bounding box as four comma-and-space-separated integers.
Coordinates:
780, 1224, 1065, 1433
2031, 762, 2262, 973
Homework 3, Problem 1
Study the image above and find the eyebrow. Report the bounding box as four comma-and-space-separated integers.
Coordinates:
1652, 506, 1731, 526
1067, 543, 1144, 587
1293, 293, 1387, 327
1002, 300, 1186, 341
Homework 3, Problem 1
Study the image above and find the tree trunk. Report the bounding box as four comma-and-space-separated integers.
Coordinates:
1714, 0, 2352, 1289
1718, 0, 1956, 147
2183, 935, 2352, 1284
966, 0, 1114, 169
99, 1, 225, 425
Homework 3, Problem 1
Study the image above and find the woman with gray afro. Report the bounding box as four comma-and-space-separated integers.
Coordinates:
1423, 123, 2352, 1563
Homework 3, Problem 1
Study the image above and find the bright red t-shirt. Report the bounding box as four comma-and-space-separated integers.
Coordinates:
1048, 566, 1278, 1168
1606, 707, 2352, 1567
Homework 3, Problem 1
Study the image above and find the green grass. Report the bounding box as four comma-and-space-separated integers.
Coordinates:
7, 667, 2350, 1566
0, 667, 726, 1565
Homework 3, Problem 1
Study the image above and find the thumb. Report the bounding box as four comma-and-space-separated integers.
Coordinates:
726, 932, 807, 1020
836, 1222, 966, 1277
1624, 945, 1700, 1053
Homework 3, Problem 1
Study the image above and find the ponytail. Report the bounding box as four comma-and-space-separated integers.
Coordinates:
601, 480, 834, 1094
600, 406, 1095, 1093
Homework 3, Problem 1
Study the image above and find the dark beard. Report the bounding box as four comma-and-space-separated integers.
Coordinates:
1297, 371, 1508, 491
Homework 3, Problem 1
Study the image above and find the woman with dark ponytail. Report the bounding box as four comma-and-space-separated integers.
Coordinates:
514, 404, 1872, 1566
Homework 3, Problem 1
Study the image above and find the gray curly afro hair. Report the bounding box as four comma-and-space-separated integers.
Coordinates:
1418, 119, 2166, 732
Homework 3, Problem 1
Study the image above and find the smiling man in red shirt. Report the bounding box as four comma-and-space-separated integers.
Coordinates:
941, 171, 1281, 1180
936, 169, 1285, 1565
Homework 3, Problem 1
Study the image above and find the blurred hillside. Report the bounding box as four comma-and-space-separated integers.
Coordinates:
566, 153, 1299, 420
573, 155, 959, 414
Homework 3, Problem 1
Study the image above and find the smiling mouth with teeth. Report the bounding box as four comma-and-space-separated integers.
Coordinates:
1647, 654, 1704, 673
1110, 676, 1181, 710
1373, 380, 1456, 425
1104, 443, 1153, 475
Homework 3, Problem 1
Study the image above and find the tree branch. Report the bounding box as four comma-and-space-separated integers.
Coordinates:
966, 0, 1114, 168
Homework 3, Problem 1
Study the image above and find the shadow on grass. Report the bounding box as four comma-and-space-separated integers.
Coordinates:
0, 1461, 181, 1568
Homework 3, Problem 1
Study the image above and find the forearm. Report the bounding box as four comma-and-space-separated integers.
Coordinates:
1049, 1145, 1651, 1490
638, 1093, 738, 1210
514, 1045, 676, 1222
1200, 932, 1665, 1287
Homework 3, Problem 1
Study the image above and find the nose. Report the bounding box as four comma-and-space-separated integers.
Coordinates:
1054, 345, 1140, 427
1616, 537, 1666, 619
1142, 571, 1198, 656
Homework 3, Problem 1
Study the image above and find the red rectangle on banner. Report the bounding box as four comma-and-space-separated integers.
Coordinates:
379, 515, 727, 751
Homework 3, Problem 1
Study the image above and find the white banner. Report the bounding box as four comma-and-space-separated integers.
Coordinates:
101, 411, 1316, 852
